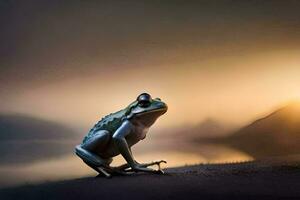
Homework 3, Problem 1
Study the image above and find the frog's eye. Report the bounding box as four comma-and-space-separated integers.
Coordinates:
138, 100, 151, 108
137, 93, 152, 108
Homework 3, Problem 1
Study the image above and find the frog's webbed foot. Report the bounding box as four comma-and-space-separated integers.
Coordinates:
115, 160, 167, 174
138, 160, 167, 174
97, 159, 168, 176
91, 165, 131, 178
141, 160, 167, 169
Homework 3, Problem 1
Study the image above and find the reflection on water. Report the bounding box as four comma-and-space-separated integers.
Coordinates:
0, 140, 253, 188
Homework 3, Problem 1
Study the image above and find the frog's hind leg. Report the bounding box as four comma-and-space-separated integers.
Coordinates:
81, 130, 111, 153
75, 130, 113, 178
75, 145, 112, 178
83, 160, 112, 178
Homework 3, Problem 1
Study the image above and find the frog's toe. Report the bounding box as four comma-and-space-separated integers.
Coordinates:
97, 167, 112, 178
156, 169, 165, 174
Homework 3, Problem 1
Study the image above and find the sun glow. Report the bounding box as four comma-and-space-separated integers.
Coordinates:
1, 50, 300, 131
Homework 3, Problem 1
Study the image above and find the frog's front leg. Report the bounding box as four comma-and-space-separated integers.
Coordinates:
113, 120, 160, 173
115, 160, 167, 172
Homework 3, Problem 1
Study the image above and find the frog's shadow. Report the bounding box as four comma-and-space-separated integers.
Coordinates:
95, 172, 171, 179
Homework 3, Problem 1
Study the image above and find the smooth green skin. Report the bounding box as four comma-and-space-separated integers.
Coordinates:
75, 97, 168, 177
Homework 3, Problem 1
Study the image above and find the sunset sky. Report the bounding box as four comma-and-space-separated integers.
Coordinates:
1, 0, 300, 131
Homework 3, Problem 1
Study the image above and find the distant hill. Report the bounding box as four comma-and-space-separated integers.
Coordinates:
192, 118, 233, 138
161, 118, 233, 140
0, 114, 76, 140
226, 102, 300, 158
0, 113, 79, 165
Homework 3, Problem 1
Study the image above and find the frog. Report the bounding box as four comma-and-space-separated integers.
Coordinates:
75, 93, 168, 177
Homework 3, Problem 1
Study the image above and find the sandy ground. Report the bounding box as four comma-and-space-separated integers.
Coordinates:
0, 158, 300, 200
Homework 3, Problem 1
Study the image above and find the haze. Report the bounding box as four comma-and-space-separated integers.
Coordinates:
1, 0, 300, 131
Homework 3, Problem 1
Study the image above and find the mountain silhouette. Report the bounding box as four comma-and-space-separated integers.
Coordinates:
0, 114, 76, 140
0, 113, 79, 165
163, 118, 232, 140
226, 102, 300, 158
193, 118, 232, 138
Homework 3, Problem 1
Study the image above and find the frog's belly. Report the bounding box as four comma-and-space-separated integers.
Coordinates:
98, 125, 149, 158
127, 125, 149, 146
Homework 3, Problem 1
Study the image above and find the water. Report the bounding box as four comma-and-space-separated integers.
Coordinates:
0, 139, 253, 188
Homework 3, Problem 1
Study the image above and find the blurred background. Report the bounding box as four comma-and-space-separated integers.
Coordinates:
1, 0, 300, 187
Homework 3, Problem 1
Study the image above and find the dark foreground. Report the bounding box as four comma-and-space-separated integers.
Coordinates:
1, 158, 300, 200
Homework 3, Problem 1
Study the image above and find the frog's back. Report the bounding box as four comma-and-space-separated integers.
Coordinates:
82, 109, 127, 144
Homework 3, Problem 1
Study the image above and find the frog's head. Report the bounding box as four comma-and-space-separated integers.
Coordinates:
127, 93, 168, 127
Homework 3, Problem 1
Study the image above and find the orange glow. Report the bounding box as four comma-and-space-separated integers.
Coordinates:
2, 50, 300, 131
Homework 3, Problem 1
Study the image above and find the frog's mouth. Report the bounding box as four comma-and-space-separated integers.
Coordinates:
132, 102, 168, 117
131, 105, 167, 127
132, 109, 168, 128
135, 107, 167, 116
